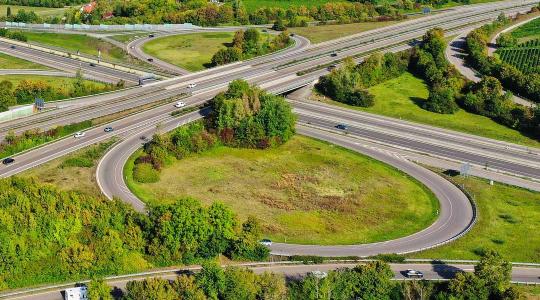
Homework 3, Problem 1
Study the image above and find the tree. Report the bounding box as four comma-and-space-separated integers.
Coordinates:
6, 6, 11, 18
272, 18, 286, 31
449, 271, 489, 300
123, 278, 177, 300
196, 261, 226, 300
257, 272, 287, 300
496, 33, 517, 48
422, 86, 459, 114
87, 279, 112, 300
345, 89, 375, 107
223, 267, 260, 300
170, 275, 206, 300
474, 250, 512, 297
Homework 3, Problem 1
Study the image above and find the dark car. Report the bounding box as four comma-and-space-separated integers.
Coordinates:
10, 45, 15, 49
290, 33, 295, 37
148, 34, 155, 38
147, 58, 154, 62
89, 62, 96, 67
330, 52, 338, 57
2, 157, 14, 165
104, 126, 113, 132
336, 124, 348, 130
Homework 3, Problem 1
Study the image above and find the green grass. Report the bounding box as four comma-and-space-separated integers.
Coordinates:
414, 175, 540, 263
127, 135, 439, 245
289, 20, 406, 44
142, 32, 234, 71
0, 52, 47, 69
315, 72, 540, 148
109, 32, 147, 43
242, 0, 345, 12
0, 4, 69, 18
0, 74, 107, 90
19, 31, 129, 63
510, 17, 540, 43
21, 140, 116, 195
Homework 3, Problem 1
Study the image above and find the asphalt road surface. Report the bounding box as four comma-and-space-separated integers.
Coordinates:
2, 263, 538, 300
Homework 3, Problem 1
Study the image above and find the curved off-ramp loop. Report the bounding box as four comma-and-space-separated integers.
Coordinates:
126, 29, 310, 76
96, 111, 475, 257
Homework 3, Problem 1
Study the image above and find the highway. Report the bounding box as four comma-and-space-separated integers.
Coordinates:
1, 262, 538, 300
0, 0, 537, 257
0, 40, 141, 84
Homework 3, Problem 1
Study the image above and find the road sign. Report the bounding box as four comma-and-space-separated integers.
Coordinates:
460, 162, 471, 177
34, 98, 45, 111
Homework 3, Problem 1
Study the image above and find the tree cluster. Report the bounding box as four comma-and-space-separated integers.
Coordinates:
211, 29, 291, 66
316, 52, 409, 107
121, 262, 287, 300
0, 177, 268, 290
466, 11, 540, 103
133, 80, 296, 182
411, 27, 465, 114
0, 28, 27, 42
0, 0, 84, 8
0, 70, 120, 112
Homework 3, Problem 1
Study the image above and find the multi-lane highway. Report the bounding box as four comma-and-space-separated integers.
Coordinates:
0, 0, 538, 258
1, 262, 539, 300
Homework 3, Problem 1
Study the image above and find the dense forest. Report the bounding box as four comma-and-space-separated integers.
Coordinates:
0, 177, 268, 289
86, 251, 522, 300
132, 80, 296, 183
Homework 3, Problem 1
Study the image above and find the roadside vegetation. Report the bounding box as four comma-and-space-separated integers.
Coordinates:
0, 52, 47, 69
316, 23, 540, 144
415, 174, 540, 263
93, 251, 523, 300
0, 175, 268, 290
127, 135, 439, 245
0, 71, 122, 112
509, 16, 540, 42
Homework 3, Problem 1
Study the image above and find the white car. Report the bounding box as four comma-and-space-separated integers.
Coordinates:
259, 239, 272, 246
74, 132, 85, 138
187, 83, 197, 88
174, 101, 186, 108
405, 269, 424, 278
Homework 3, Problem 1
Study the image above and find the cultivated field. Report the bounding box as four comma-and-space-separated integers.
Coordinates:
499, 39, 540, 73
127, 135, 439, 245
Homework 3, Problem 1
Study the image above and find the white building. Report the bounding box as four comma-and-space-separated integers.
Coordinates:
64, 286, 88, 300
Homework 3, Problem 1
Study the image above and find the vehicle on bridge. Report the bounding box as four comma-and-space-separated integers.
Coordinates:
138, 73, 156, 86
405, 269, 424, 278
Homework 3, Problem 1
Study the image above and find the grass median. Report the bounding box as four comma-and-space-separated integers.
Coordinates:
0, 52, 48, 69
126, 135, 439, 245
312, 72, 540, 148
142, 32, 234, 71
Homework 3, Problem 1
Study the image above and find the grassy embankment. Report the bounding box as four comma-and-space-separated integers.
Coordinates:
126, 135, 439, 245
313, 72, 540, 148
414, 174, 540, 263
0, 52, 47, 69
142, 32, 234, 71
509, 16, 540, 43
0, 4, 69, 18
0, 74, 108, 89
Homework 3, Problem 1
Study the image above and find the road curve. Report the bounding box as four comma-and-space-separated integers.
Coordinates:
96, 111, 474, 256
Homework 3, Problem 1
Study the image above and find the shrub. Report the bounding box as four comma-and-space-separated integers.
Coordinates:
133, 163, 160, 183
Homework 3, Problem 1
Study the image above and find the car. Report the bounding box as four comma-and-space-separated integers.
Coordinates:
10, 45, 15, 49
147, 58, 154, 62
405, 269, 424, 278
309, 271, 328, 279
259, 239, 272, 246
74, 132, 85, 138
327, 64, 337, 71
290, 33, 295, 37
104, 126, 113, 132
174, 101, 186, 108
187, 83, 197, 88
336, 124, 348, 130
148, 34, 155, 38
140, 135, 148, 141
89, 63, 96, 67
130, 46, 134, 49
330, 52, 338, 57
2, 157, 14, 165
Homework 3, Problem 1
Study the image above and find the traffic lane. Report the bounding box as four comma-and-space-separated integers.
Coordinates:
297, 114, 540, 180
5, 264, 539, 300
269, 126, 473, 257
292, 100, 540, 164
0, 41, 140, 84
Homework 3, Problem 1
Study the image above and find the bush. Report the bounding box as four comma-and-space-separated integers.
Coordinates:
133, 163, 160, 183
345, 89, 375, 107
370, 253, 406, 263
422, 86, 459, 114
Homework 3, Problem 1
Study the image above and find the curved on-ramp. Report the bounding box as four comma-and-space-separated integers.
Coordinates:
96, 111, 475, 257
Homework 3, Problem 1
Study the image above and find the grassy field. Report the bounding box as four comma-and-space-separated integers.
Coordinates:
127, 135, 439, 245
109, 32, 147, 43
0, 4, 69, 18
510, 17, 540, 42
314, 72, 540, 148
289, 20, 405, 44
414, 174, 540, 263
18, 32, 131, 64
0, 74, 107, 90
242, 0, 345, 12
0, 52, 47, 69
21, 140, 116, 195
142, 32, 234, 71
